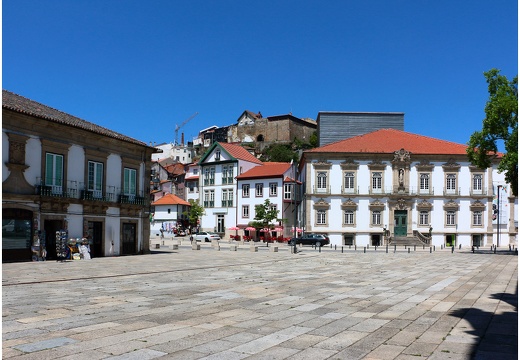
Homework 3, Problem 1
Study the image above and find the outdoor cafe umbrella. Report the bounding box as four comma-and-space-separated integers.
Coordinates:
228, 226, 239, 238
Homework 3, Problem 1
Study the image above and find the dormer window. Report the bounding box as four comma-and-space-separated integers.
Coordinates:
215, 150, 221, 161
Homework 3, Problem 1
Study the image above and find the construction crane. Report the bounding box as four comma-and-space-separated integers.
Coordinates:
175, 112, 198, 145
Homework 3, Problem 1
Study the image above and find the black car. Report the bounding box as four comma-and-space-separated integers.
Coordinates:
289, 233, 330, 247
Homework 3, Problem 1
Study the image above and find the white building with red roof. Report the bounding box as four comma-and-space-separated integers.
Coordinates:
236, 162, 300, 239
151, 193, 191, 236
197, 142, 263, 235
300, 129, 517, 248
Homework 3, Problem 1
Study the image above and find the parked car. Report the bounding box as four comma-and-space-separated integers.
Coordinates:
289, 233, 330, 247
193, 232, 221, 242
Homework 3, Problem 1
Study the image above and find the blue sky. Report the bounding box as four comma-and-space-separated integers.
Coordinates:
3, 1, 517, 149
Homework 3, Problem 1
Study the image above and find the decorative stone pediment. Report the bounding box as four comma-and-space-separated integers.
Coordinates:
368, 159, 386, 170
469, 200, 486, 211
312, 161, 332, 169
469, 164, 487, 172
393, 148, 411, 163
313, 199, 330, 209
443, 200, 459, 210
415, 159, 434, 171
416, 199, 433, 210
442, 158, 461, 171
369, 199, 385, 210
341, 199, 358, 209
340, 158, 359, 170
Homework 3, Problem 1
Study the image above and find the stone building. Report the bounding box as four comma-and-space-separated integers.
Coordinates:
2, 90, 158, 262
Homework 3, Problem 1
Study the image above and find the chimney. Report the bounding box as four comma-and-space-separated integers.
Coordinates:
181, 133, 185, 146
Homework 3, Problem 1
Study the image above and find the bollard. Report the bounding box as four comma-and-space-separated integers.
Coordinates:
349, 245, 351, 249
414, 245, 416, 251
335, 245, 337, 251
331, 244, 333, 249
341, 246, 344, 253
459, 244, 461, 250
408, 248, 410, 253
423, 245, 425, 250
319, 245, 321, 253
364, 247, 366, 253
451, 246, 454, 253
430, 246, 432, 253
394, 245, 396, 253
434, 245, 436, 251
491, 245, 493, 251
386, 245, 388, 254
472, 246, 474, 253
355, 245, 357, 251
374, 246, 377, 251
494, 246, 497, 254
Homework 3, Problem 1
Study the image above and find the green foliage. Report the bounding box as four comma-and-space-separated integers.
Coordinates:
309, 131, 318, 147
467, 69, 518, 196
252, 199, 279, 229
260, 144, 296, 163
183, 199, 205, 227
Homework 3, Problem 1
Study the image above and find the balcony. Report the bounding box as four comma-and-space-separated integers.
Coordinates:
35, 179, 79, 198
313, 185, 331, 195
119, 194, 146, 205
443, 188, 461, 196
221, 200, 233, 207
341, 186, 358, 195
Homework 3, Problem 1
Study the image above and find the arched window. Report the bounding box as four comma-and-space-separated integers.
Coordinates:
257, 134, 264, 142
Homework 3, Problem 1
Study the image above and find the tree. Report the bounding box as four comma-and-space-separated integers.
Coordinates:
250, 199, 280, 229
183, 199, 205, 228
467, 69, 518, 196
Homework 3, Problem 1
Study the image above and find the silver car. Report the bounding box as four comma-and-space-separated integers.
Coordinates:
193, 232, 221, 242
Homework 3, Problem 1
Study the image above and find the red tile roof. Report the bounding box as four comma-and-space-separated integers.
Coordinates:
236, 162, 291, 180
220, 142, 263, 164
152, 193, 190, 206
308, 129, 471, 155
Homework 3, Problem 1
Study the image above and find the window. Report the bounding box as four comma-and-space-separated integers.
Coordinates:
420, 173, 430, 194
317, 210, 327, 225
204, 190, 215, 208
446, 210, 456, 226
242, 184, 250, 198
372, 172, 382, 193
344, 172, 355, 193
222, 189, 233, 207
88, 161, 103, 198
270, 204, 277, 214
473, 174, 483, 194
473, 211, 482, 226
317, 172, 327, 193
372, 210, 381, 225
203, 167, 215, 185
284, 183, 293, 200
446, 174, 456, 194
419, 211, 429, 226
215, 150, 221, 160
269, 183, 277, 196
344, 210, 354, 225
222, 165, 234, 185
255, 183, 263, 197
45, 153, 63, 194
123, 168, 136, 196
242, 205, 249, 218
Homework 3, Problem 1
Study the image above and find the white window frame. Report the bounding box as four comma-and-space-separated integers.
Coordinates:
123, 168, 137, 197
446, 173, 457, 194
242, 184, 250, 198
446, 210, 456, 226
242, 205, 249, 218
317, 172, 327, 193
316, 209, 327, 225
472, 174, 483, 194
419, 173, 430, 194
419, 210, 429, 226
284, 183, 293, 200
88, 161, 103, 199
269, 183, 277, 196
344, 172, 355, 193
372, 210, 381, 225
255, 183, 263, 197
344, 210, 354, 225
372, 172, 382, 194
472, 211, 483, 226
45, 152, 63, 194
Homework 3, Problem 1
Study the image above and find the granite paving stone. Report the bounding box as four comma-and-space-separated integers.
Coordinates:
2, 243, 517, 359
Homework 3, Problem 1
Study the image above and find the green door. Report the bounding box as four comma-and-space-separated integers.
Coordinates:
394, 210, 407, 236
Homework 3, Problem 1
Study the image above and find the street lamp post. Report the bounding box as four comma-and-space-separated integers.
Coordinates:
497, 185, 502, 247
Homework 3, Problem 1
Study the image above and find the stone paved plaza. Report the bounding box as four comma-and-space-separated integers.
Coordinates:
2, 241, 518, 359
